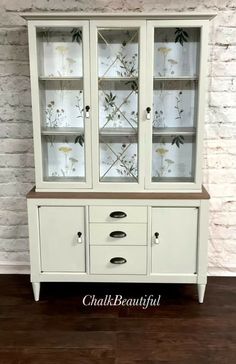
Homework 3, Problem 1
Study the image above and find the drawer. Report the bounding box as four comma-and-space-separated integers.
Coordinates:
90, 223, 147, 245
90, 246, 147, 275
89, 206, 147, 223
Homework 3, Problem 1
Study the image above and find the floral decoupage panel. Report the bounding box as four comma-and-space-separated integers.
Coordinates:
154, 28, 200, 77
42, 81, 84, 128
43, 136, 85, 180
99, 80, 138, 130
152, 136, 195, 181
153, 80, 197, 128
37, 28, 83, 77
100, 140, 138, 182
98, 29, 139, 78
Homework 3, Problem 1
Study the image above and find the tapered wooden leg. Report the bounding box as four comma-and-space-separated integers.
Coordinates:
32, 282, 40, 301
198, 284, 206, 303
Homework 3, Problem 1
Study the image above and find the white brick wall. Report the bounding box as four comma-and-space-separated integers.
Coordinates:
0, 0, 235, 275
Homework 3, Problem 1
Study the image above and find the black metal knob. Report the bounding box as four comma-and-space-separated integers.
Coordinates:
110, 257, 127, 264
110, 231, 127, 238
85, 105, 90, 112
77, 232, 82, 237
155, 232, 159, 238
146, 107, 151, 113
110, 211, 127, 219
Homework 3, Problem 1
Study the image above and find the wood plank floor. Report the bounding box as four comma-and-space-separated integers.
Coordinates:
0, 276, 235, 364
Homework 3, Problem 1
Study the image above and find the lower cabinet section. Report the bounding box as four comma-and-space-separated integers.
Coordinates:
27, 197, 209, 302
151, 207, 198, 274
90, 246, 147, 275
39, 206, 85, 272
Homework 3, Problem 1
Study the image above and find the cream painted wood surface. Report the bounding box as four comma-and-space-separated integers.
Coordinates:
39, 206, 86, 272
89, 206, 147, 223
151, 207, 198, 274
90, 223, 147, 245
90, 245, 147, 275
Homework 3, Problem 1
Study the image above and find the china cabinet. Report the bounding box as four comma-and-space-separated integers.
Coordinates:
23, 12, 215, 302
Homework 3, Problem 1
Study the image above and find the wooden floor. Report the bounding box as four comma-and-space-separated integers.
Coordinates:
0, 276, 235, 364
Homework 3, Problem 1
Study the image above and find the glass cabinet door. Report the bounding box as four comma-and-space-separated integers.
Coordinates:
146, 23, 203, 189
34, 22, 91, 187
91, 21, 146, 188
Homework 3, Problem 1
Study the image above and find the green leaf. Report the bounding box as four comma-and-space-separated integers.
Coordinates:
74, 134, 84, 146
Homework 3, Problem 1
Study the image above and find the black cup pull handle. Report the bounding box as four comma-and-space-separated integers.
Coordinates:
110, 257, 127, 264
110, 211, 127, 219
110, 231, 127, 238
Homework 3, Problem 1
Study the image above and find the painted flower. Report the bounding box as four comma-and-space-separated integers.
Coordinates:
158, 47, 171, 55
156, 147, 168, 156
58, 146, 72, 154
56, 46, 68, 54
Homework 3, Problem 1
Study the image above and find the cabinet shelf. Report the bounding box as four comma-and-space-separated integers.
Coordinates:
154, 76, 198, 81
98, 77, 138, 82
44, 176, 85, 182
153, 127, 196, 136
99, 128, 138, 142
41, 127, 84, 136
99, 128, 137, 136
152, 176, 194, 183
39, 76, 83, 81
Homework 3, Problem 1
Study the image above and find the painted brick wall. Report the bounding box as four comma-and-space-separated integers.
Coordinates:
0, 0, 235, 275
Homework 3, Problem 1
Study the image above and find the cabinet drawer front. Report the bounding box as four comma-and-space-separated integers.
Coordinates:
89, 206, 147, 223
90, 246, 147, 275
90, 223, 147, 245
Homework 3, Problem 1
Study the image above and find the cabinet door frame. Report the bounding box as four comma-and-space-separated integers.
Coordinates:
145, 19, 209, 191
90, 19, 147, 191
39, 206, 86, 272
28, 20, 92, 190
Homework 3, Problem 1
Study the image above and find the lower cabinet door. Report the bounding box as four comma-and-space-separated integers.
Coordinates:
39, 206, 85, 272
151, 207, 198, 274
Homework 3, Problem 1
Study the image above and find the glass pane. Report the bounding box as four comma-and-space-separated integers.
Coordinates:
37, 27, 83, 77
154, 28, 200, 77
97, 28, 139, 183
36, 27, 86, 182
98, 29, 138, 78
40, 80, 84, 128
152, 27, 200, 183
42, 135, 85, 181
153, 80, 198, 128
152, 135, 195, 182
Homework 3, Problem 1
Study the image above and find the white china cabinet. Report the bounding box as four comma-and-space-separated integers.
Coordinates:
23, 12, 215, 302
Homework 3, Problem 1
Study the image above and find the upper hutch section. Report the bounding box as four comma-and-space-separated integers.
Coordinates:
23, 12, 215, 192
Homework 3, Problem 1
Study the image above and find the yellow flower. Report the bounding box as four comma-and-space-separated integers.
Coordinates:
156, 147, 168, 156
58, 146, 72, 154
158, 47, 171, 55
56, 46, 68, 54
